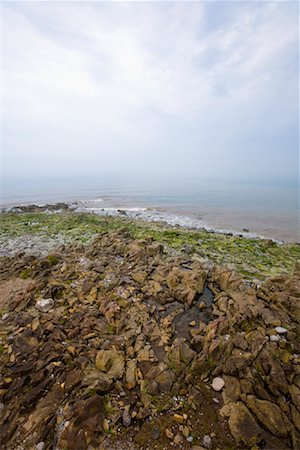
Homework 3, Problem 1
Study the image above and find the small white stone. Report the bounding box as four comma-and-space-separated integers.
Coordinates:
212, 397, 220, 404
275, 326, 288, 334
270, 335, 280, 342
211, 377, 225, 392
186, 436, 193, 443
0, 402, 4, 411
35, 298, 54, 313
35, 442, 45, 450
2, 313, 9, 321
202, 434, 212, 448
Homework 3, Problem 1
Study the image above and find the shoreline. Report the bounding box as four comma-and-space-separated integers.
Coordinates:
0, 207, 299, 282
1, 200, 298, 244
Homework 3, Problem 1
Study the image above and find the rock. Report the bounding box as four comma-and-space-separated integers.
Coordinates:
174, 433, 184, 444
35, 298, 54, 312
270, 335, 280, 342
95, 349, 125, 380
247, 395, 292, 437
192, 446, 206, 450
155, 370, 174, 393
122, 408, 131, 427
103, 418, 109, 432
199, 301, 206, 310
152, 427, 160, 440
202, 435, 212, 448
211, 377, 225, 391
165, 428, 174, 439
222, 376, 240, 404
35, 442, 45, 450
275, 326, 288, 334
186, 436, 193, 443
173, 414, 185, 424
229, 401, 265, 446
2, 313, 9, 320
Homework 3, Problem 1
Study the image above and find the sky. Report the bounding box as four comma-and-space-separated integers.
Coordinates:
2, 0, 299, 183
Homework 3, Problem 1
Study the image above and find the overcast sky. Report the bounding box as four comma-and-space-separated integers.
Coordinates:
2, 1, 299, 182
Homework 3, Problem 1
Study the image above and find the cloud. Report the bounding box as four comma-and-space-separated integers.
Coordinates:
2, 1, 299, 180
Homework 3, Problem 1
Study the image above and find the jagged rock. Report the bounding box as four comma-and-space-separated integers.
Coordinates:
202, 435, 212, 448
228, 402, 265, 446
222, 376, 240, 403
126, 359, 137, 389
57, 395, 105, 449
155, 370, 174, 393
247, 395, 293, 437
95, 349, 125, 380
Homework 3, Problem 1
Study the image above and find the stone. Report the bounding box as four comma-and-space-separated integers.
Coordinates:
2, 313, 9, 320
174, 433, 184, 444
229, 402, 265, 446
202, 435, 212, 448
165, 428, 174, 439
35, 442, 45, 450
173, 414, 185, 424
152, 428, 160, 440
187, 436, 193, 443
275, 326, 288, 334
122, 408, 131, 427
211, 377, 225, 391
95, 349, 125, 380
222, 376, 240, 404
247, 396, 292, 437
35, 298, 54, 312
270, 335, 280, 342
155, 370, 174, 393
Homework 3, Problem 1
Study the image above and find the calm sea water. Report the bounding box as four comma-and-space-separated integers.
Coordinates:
1, 175, 299, 242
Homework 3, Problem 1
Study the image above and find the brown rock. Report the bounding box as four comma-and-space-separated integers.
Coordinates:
228, 401, 265, 446
95, 348, 125, 380
247, 395, 293, 437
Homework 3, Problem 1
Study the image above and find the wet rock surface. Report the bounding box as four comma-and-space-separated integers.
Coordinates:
0, 230, 299, 449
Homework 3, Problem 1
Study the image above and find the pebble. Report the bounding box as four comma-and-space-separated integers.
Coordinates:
174, 433, 183, 444
165, 428, 174, 439
2, 313, 9, 321
122, 409, 131, 427
35, 298, 54, 313
189, 321, 196, 327
275, 326, 288, 334
202, 434, 212, 448
152, 428, 160, 440
35, 443, 45, 450
199, 301, 206, 310
270, 335, 280, 342
187, 436, 194, 443
0, 402, 4, 411
211, 377, 225, 391
212, 397, 219, 404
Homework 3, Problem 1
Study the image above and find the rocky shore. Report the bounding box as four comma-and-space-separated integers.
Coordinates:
0, 211, 300, 449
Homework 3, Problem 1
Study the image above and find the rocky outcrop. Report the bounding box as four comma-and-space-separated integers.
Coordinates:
0, 230, 299, 449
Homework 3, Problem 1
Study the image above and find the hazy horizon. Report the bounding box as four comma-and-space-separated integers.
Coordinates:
2, 1, 299, 185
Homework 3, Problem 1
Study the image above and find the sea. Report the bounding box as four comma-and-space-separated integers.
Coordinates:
1, 175, 299, 243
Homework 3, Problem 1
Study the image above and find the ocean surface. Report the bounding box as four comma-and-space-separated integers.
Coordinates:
1, 175, 299, 242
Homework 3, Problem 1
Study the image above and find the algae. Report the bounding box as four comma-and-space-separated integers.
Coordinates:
1, 211, 299, 281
